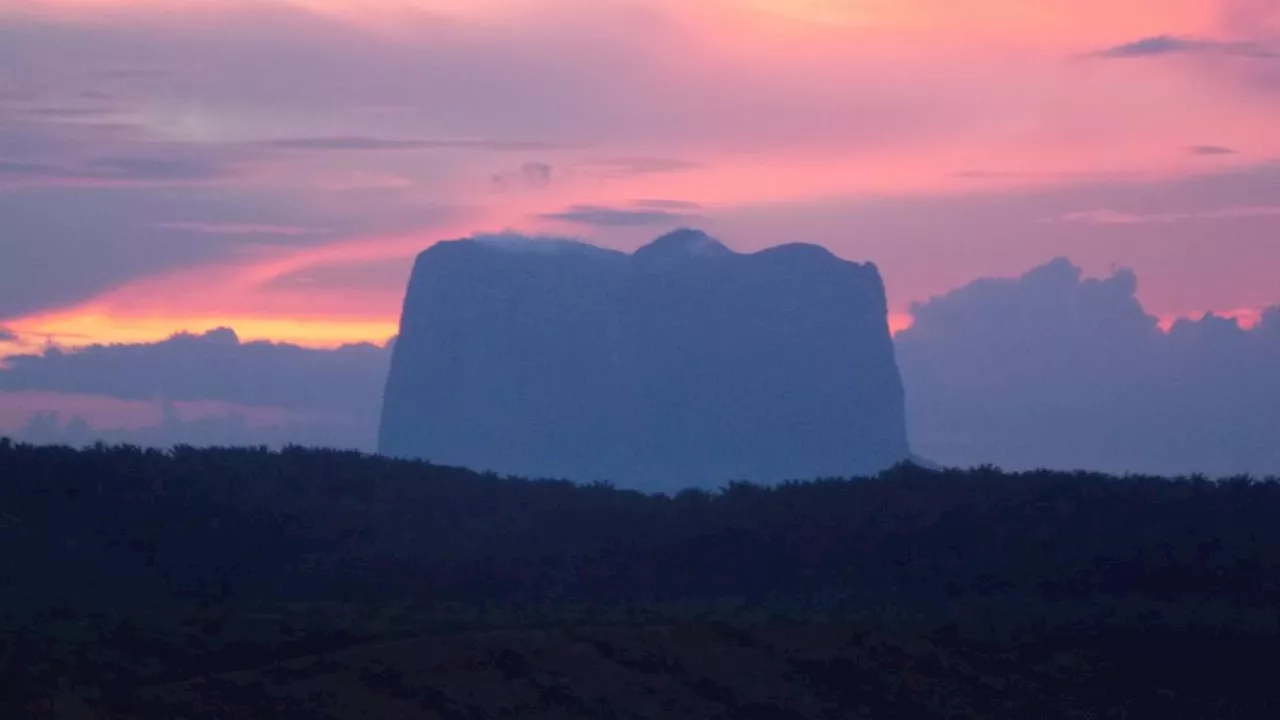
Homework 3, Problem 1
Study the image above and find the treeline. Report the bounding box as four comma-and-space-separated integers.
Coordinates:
3, 439, 1280, 616
5, 441, 1280, 717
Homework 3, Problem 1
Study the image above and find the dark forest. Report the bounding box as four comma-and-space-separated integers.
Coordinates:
3, 441, 1280, 717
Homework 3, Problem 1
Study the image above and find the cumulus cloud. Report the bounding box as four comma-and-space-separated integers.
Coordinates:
0, 326, 394, 451
897, 259, 1280, 476
0, 328, 391, 419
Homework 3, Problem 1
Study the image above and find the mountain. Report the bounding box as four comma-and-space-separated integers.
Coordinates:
379, 230, 908, 490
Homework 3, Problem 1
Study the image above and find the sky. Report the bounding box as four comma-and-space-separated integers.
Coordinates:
1, 0, 1280, 472
0, 0, 1278, 359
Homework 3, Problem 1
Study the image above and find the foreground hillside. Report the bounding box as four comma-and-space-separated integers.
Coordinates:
26, 619, 1270, 720
3, 441, 1280, 717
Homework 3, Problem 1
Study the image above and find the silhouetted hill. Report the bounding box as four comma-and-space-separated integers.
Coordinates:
69, 621, 1280, 719
4, 443, 1280, 716
4, 442, 1280, 615
379, 230, 909, 490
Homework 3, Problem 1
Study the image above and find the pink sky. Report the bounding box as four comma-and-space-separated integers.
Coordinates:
1, 0, 1278, 355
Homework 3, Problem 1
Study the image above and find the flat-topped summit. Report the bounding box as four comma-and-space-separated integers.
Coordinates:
380, 230, 908, 491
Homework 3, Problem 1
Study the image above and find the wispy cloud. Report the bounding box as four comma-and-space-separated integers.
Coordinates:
590, 158, 701, 178
539, 201, 703, 227
25, 107, 116, 120
0, 154, 231, 188
90, 68, 170, 81
1054, 206, 1280, 225
152, 222, 328, 237
260, 136, 555, 152
88, 156, 227, 181
0, 160, 62, 179
0, 328, 16, 343
1094, 35, 1279, 60
632, 199, 704, 210
1187, 145, 1237, 156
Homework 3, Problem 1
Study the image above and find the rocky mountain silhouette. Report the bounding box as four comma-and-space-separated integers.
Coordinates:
380, 230, 908, 490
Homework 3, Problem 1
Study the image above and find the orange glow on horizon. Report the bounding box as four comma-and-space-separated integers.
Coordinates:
10, 309, 916, 355
7, 311, 399, 351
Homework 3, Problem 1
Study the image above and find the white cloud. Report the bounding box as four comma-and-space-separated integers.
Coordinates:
1054, 205, 1280, 225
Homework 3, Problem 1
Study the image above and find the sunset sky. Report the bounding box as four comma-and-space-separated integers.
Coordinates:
2, 0, 1279, 357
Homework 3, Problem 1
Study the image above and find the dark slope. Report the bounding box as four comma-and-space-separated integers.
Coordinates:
4, 444, 1280, 717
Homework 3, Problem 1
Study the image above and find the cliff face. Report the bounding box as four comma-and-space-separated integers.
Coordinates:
379, 230, 908, 491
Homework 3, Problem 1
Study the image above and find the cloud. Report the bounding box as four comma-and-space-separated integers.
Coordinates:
90, 68, 170, 81
25, 106, 116, 120
152, 222, 328, 237
491, 161, 554, 190
631, 199, 704, 210
539, 202, 704, 227
86, 156, 230, 182
10, 402, 374, 453
590, 158, 702, 177
263, 258, 413, 293
0, 160, 62, 180
1188, 145, 1237, 155
0, 154, 231, 188
0, 326, 392, 451
0, 328, 392, 420
260, 137, 554, 152
0, 103, 463, 320
896, 259, 1280, 476
0, 180, 368, 319
1095, 35, 1279, 59
1055, 205, 1280, 225
0, 328, 15, 343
